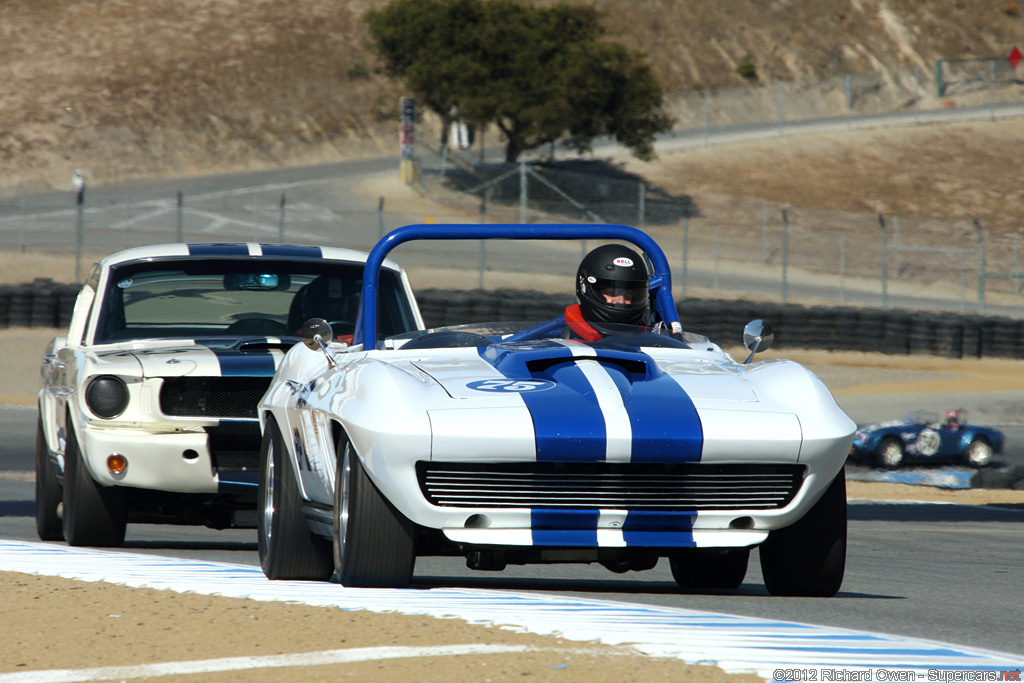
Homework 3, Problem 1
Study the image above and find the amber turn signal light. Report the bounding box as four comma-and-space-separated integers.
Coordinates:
107, 454, 127, 475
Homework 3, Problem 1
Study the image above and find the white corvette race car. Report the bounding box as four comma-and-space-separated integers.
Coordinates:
36, 243, 422, 547
259, 224, 855, 596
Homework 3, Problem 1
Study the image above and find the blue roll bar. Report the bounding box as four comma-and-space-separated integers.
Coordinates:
356, 223, 679, 348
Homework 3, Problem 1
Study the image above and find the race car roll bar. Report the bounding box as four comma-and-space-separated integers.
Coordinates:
356, 223, 680, 349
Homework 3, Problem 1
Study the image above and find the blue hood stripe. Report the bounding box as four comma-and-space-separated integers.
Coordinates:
188, 244, 249, 256
216, 352, 277, 377
193, 340, 279, 377
260, 244, 323, 259
478, 342, 703, 463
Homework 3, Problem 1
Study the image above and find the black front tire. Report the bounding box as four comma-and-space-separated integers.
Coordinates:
670, 547, 749, 590
759, 469, 847, 597
62, 422, 126, 547
333, 436, 415, 587
257, 416, 333, 580
35, 415, 64, 541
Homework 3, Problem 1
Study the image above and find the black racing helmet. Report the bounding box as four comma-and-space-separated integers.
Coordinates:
576, 244, 650, 329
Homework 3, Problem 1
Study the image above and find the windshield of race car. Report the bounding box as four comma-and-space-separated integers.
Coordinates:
92, 259, 416, 342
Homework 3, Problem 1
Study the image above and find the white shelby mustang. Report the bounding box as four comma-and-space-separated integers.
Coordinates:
37, 242, 422, 547
259, 224, 855, 596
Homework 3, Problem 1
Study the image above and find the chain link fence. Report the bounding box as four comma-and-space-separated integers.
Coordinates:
2, 64, 1023, 318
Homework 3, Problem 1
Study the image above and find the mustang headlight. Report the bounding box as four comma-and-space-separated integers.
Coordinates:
85, 376, 129, 419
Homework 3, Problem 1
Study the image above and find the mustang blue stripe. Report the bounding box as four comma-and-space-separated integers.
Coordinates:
259, 244, 323, 259
213, 350, 278, 377
531, 509, 599, 546
187, 243, 249, 256
478, 341, 703, 463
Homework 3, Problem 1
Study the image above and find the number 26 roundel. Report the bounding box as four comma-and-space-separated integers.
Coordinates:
466, 379, 556, 393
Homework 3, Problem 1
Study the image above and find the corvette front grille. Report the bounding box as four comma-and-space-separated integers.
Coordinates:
160, 377, 271, 419
417, 462, 805, 511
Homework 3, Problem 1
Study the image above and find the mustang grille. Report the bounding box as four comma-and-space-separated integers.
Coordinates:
160, 377, 271, 419
417, 462, 805, 511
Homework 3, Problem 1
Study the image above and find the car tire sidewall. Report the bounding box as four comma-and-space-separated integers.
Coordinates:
257, 416, 332, 580
61, 420, 126, 547
35, 414, 64, 541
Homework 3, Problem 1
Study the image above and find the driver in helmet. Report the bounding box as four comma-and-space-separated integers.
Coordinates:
944, 409, 962, 431
564, 244, 651, 341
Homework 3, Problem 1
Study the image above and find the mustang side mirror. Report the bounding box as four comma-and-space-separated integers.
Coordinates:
742, 319, 774, 364
301, 317, 337, 367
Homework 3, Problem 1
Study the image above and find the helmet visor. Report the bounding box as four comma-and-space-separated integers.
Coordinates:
593, 279, 648, 307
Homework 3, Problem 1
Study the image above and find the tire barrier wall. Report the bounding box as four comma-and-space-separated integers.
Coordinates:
0, 279, 81, 330
415, 288, 1024, 360
2, 282, 1022, 360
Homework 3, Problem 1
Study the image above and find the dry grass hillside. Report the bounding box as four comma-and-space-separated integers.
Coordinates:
3, 0, 1023, 191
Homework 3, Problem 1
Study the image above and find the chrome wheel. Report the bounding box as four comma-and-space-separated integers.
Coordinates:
966, 440, 993, 467
876, 438, 904, 469
334, 443, 352, 568
260, 439, 276, 549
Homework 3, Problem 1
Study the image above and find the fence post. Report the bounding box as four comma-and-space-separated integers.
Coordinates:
878, 214, 888, 308
762, 199, 769, 262
914, 67, 921, 125
781, 208, 789, 304
989, 61, 996, 122
278, 193, 286, 243
378, 197, 385, 238
478, 189, 489, 289
19, 184, 26, 253
74, 182, 85, 283
777, 82, 785, 137
975, 219, 986, 314
892, 216, 900, 277
176, 191, 184, 242
519, 161, 528, 224
844, 75, 852, 131
839, 235, 846, 303
714, 225, 721, 290
638, 181, 646, 231
1015, 234, 1021, 295
681, 216, 689, 299
959, 248, 966, 312
702, 90, 710, 148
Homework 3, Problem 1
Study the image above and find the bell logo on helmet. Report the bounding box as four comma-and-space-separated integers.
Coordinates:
612, 257, 634, 267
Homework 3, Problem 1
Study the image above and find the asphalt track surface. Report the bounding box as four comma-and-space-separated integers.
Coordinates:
1, 404, 1023, 663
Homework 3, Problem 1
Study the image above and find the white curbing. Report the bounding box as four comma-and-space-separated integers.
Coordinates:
0, 540, 1020, 680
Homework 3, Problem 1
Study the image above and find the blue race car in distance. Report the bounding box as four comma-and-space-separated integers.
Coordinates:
849, 409, 1003, 469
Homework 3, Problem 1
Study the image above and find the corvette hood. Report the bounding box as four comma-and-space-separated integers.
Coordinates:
411, 340, 803, 463
94, 337, 292, 379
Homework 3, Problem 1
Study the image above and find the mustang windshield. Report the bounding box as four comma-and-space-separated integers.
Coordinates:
94, 259, 415, 343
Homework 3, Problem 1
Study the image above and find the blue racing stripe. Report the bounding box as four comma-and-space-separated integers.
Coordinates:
590, 351, 702, 462
188, 244, 249, 256
531, 509, 599, 546
480, 342, 608, 462
478, 340, 703, 463
212, 349, 278, 377
260, 244, 323, 259
622, 510, 696, 547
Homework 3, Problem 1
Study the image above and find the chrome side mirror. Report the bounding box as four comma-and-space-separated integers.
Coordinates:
742, 319, 774, 364
301, 318, 337, 367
